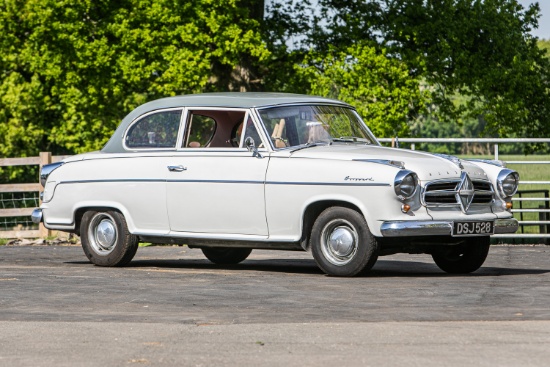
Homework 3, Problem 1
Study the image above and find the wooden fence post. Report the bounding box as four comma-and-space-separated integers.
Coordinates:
39, 152, 52, 238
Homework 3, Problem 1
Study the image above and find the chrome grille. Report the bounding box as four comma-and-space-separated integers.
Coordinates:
471, 181, 493, 203
423, 179, 494, 206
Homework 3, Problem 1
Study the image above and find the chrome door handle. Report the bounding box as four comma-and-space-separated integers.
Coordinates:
167, 165, 187, 172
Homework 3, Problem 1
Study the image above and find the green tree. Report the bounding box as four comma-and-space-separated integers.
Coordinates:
0, 0, 269, 163
265, 0, 550, 140
297, 43, 430, 137
539, 39, 550, 58
2, 0, 549, 172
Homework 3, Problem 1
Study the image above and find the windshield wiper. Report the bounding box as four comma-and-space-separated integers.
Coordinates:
331, 137, 372, 144
290, 141, 329, 153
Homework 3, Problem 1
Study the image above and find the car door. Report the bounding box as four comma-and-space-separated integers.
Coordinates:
166, 109, 270, 236
109, 108, 184, 234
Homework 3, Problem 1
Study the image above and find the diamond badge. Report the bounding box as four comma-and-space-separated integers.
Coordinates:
456, 172, 474, 213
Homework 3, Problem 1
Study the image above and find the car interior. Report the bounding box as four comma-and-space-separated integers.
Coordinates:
184, 110, 251, 148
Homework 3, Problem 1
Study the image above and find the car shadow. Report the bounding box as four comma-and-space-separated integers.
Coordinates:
128, 258, 324, 275
66, 258, 550, 277
369, 260, 550, 277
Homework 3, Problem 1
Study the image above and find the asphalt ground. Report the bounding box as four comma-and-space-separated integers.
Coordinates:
1, 244, 550, 366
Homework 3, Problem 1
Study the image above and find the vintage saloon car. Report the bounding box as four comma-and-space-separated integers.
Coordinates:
32, 93, 519, 276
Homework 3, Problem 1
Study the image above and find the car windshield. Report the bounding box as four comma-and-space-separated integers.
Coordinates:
257, 105, 378, 150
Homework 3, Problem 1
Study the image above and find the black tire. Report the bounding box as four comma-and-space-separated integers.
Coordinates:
80, 210, 139, 267
201, 247, 252, 265
310, 207, 379, 277
431, 237, 490, 274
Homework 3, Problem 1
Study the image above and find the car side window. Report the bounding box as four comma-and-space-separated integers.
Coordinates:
263, 118, 288, 148
125, 110, 181, 149
242, 116, 263, 148
184, 114, 216, 148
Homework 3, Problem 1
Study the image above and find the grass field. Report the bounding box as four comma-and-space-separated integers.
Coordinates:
459, 154, 550, 188
459, 154, 550, 237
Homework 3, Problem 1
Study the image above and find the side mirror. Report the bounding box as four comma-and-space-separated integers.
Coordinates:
244, 137, 262, 158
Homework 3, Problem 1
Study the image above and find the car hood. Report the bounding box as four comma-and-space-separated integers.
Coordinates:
287, 144, 488, 181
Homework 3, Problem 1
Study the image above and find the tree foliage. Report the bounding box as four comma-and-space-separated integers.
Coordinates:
539, 39, 550, 58
297, 43, 430, 137
0, 0, 268, 160
1, 0, 549, 169
265, 0, 550, 140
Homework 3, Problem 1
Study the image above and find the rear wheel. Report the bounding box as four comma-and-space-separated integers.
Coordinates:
431, 237, 490, 274
80, 210, 138, 266
310, 207, 379, 277
201, 247, 252, 265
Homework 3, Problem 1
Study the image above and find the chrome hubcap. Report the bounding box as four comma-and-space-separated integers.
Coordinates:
328, 227, 355, 257
321, 219, 358, 266
88, 213, 118, 255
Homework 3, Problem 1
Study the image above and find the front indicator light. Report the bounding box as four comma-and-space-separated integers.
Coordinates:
505, 202, 513, 210
401, 204, 411, 213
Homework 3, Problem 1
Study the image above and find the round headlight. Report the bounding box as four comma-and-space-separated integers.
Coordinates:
497, 169, 519, 197
394, 170, 418, 200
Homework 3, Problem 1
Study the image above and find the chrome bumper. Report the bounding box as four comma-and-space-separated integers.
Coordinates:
380, 218, 518, 237
31, 209, 43, 224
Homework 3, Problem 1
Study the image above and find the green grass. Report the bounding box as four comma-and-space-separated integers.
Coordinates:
459, 154, 550, 189
499, 155, 550, 187
0, 238, 7, 246
502, 156, 549, 236
459, 154, 550, 235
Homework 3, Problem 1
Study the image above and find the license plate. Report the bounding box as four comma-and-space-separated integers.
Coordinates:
453, 221, 494, 236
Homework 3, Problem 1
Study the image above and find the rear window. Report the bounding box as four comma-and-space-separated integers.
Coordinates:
125, 110, 182, 149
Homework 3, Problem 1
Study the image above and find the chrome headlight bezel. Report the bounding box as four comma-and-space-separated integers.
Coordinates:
497, 169, 519, 198
394, 170, 419, 200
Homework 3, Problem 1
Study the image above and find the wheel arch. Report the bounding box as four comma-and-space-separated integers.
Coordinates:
300, 200, 366, 251
73, 204, 132, 236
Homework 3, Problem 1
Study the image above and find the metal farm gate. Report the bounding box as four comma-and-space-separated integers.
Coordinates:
1, 139, 550, 241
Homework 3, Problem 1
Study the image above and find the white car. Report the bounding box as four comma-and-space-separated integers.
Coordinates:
32, 93, 519, 276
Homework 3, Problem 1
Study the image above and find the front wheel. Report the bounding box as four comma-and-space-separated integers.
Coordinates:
201, 247, 252, 265
80, 210, 139, 266
431, 237, 490, 274
310, 207, 379, 277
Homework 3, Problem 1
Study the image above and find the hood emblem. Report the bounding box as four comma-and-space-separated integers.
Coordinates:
456, 172, 474, 213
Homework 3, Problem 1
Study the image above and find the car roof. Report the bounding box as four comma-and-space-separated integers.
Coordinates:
102, 92, 352, 153
138, 92, 348, 109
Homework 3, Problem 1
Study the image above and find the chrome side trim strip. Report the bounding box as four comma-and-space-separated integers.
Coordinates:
59, 179, 164, 185
56, 179, 390, 187
266, 181, 390, 187
168, 179, 263, 184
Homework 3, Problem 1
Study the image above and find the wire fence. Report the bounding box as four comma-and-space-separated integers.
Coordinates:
0, 192, 40, 231
1, 153, 69, 238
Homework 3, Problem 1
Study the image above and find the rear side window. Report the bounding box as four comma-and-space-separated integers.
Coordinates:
185, 114, 216, 148
125, 110, 182, 149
